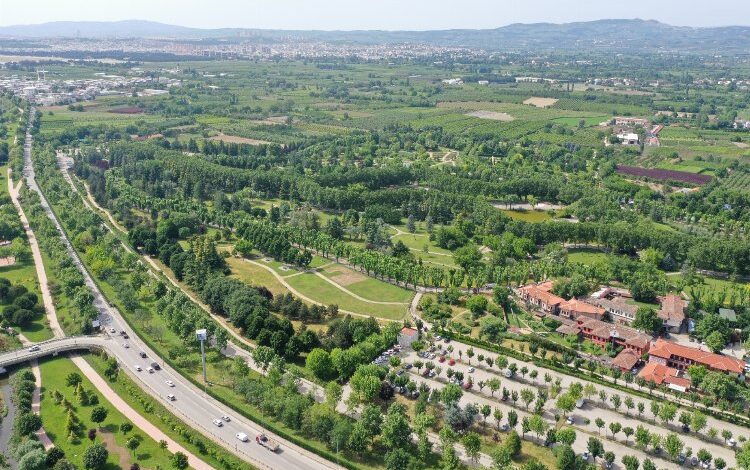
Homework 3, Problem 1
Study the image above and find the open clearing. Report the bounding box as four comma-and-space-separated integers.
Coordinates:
465, 110, 514, 121
523, 97, 559, 108
208, 133, 273, 145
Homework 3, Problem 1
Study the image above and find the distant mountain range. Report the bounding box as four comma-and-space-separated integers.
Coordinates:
2, 18, 750, 53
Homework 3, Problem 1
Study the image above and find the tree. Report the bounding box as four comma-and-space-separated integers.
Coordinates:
463, 432, 482, 463
738, 442, 750, 470
714, 457, 726, 470
16, 413, 42, 436
623, 426, 634, 444
384, 448, 410, 470
120, 422, 133, 434
556, 428, 576, 446
521, 388, 535, 409
381, 404, 411, 450
622, 455, 639, 470
325, 382, 343, 409
556, 444, 577, 470
83, 444, 108, 470
251, 346, 277, 371
306, 348, 334, 381
604, 452, 615, 469
556, 393, 576, 416
492, 446, 513, 470
704, 330, 726, 353
659, 403, 677, 425
18, 449, 46, 470
642, 458, 656, 470
664, 433, 684, 461
171, 452, 189, 470
587, 437, 604, 461
609, 422, 622, 440
65, 373, 82, 387
126, 436, 141, 456
90, 406, 108, 428
691, 411, 707, 434
632, 307, 662, 334
697, 449, 712, 466
595, 418, 605, 435
505, 431, 522, 457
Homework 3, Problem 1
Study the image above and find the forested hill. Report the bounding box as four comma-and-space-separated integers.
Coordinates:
3, 19, 750, 53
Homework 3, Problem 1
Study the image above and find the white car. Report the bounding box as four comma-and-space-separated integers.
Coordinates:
165, 380, 175, 387
123, 343, 129, 348
212, 418, 224, 427
134, 365, 142, 372
28, 345, 40, 352
166, 394, 176, 401
147, 367, 155, 374
109, 327, 116, 334
468, 367, 475, 373
236, 432, 248, 442
222, 415, 231, 422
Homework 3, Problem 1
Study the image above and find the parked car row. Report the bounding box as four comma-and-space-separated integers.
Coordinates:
372, 345, 402, 365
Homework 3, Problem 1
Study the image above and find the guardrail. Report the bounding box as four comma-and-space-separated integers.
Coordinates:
0, 336, 103, 369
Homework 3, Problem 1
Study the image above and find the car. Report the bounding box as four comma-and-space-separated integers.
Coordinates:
448, 359, 455, 366
123, 343, 129, 348
151, 362, 161, 371
134, 365, 142, 372
581, 452, 589, 461
444, 338, 451, 343
435, 335, 442, 340
165, 380, 175, 387
123, 334, 129, 339
120, 330, 126, 336
468, 367, 475, 373
28, 345, 40, 352
566, 416, 574, 425
212, 418, 224, 427
396, 369, 405, 376
139, 352, 147, 358
236, 432, 249, 442
701, 462, 709, 469
729, 438, 737, 447
166, 394, 176, 401
438, 356, 446, 363
690, 457, 699, 466
682, 424, 690, 433
403, 363, 413, 369
109, 327, 116, 334
147, 367, 155, 373
222, 415, 231, 422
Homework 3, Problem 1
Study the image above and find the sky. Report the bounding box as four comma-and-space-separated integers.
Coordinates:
1, 0, 749, 30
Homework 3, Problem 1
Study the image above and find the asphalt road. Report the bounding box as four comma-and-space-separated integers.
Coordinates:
20, 110, 341, 470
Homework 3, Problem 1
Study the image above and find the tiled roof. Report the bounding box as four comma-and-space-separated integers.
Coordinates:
577, 317, 651, 349
593, 297, 638, 316
519, 284, 564, 306
639, 361, 690, 388
556, 324, 581, 336
560, 298, 605, 317
658, 294, 686, 324
649, 339, 745, 374
400, 327, 419, 337
612, 349, 640, 370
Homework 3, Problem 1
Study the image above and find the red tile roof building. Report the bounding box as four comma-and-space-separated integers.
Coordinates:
560, 298, 606, 320
611, 349, 640, 372
657, 294, 687, 333
648, 339, 745, 375
638, 362, 691, 391
576, 317, 651, 356
518, 283, 565, 315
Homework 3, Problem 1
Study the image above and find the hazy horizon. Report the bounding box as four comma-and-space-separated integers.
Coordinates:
2, 0, 750, 31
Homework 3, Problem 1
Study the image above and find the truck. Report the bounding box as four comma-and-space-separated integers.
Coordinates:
256, 433, 279, 452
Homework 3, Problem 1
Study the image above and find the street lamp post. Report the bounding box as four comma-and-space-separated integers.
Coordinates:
196, 329, 207, 383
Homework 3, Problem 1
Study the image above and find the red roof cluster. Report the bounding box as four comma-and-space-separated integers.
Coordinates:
649, 339, 745, 374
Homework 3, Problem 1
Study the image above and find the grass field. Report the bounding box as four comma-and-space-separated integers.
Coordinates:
567, 247, 611, 265
39, 356, 175, 470
285, 272, 409, 320
501, 209, 553, 222
319, 263, 415, 303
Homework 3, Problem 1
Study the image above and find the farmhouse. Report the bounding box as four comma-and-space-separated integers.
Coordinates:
638, 362, 691, 392
518, 282, 564, 315
614, 117, 649, 127
657, 294, 687, 333
616, 132, 640, 145
574, 317, 651, 356
559, 298, 605, 320
611, 348, 641, 372
592, 296, 638, 325
648, 339, 745, 375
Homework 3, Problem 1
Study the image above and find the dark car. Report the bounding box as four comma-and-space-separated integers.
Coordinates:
150, 362, 161, 371
140, 352, 147, 358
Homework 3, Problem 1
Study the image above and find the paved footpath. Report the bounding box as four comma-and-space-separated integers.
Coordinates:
71, 355, 212, 470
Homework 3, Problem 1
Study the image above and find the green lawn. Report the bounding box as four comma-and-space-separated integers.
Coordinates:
0, 260, 53, 342
319, 264, 415, 303
501, 209, 553, 222
39, 356, 175, 470
567, 247, 611, 265
285, 272, 408, 320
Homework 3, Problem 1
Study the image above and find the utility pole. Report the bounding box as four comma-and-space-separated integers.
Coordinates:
196, 328, 207, 383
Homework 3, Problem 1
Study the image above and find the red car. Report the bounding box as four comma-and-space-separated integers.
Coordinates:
438, 356, 446, 363
448, 359, 456, 366
463, 381, 473, 390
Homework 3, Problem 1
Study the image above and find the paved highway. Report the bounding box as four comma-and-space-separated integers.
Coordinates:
20, 110, 341, 470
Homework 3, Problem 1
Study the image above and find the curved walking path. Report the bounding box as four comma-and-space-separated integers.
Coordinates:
312, 271, 410, 306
